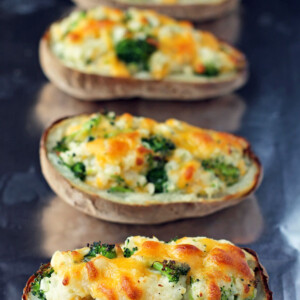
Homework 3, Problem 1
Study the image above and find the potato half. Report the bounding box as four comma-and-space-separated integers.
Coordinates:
39, 6, 247, 101
40, 113, 262, 224
22, 236, 272, 300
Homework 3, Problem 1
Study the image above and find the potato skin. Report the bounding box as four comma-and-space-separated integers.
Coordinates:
40, 115, 262, 224
22, 249, 272, 299
39, 31, 248, 101
22, 263, 51, 300
72, 0, 239, 22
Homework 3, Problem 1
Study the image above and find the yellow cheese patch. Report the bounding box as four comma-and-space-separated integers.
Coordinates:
39, 236, 257, 300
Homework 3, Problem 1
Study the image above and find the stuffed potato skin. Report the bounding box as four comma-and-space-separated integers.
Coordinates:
39, 6, 247, 101
22, 236, 272, 300
40, 112, 262, 224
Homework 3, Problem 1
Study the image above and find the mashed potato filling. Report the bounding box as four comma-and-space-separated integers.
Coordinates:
47, 112, 253, 199
49, 6, 244, 80
28, 236, 257, 300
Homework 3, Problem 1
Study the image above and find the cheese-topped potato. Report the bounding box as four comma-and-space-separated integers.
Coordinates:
39, 6, 247, 100
49, 7, 242, 80
72, 0, 239, 22
23, 236, 272, 300
40, 112, 261, 224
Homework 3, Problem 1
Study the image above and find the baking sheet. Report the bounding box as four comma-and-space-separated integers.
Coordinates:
1, 0, 300, 298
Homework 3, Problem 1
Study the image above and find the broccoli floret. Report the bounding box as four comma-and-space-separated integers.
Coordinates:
53, 137, 68, 152
195, 63, 220, 77
107, 175, 133, 193
203, 63, 220, 77
220, 286, 238, 300
81, 115, 101, 133
145, 155, 169, 193
142, 135, 175, 155
108, 186, 133, 193
70, 162, 86, 181
69, 115, 101, 142
31, 265, 54, 300
202, 158, 240, 186
110, 175, 125, 185
64, 11, 87, 36
152, 260, 190, 283
87, 136, 95, 142
146, 166, 168, 193
84, 242, 117, 261
143, 136, 175, 193
53, 115, 101, 153
115, 38, 157, 70
123, 247, 138, 258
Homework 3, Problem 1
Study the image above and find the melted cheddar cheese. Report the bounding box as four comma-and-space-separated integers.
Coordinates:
49, 7, 244, 80
47, 112, 254, 199
28, 236, 258, 300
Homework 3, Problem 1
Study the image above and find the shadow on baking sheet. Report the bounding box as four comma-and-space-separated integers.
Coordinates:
41, 194, 263, 256
33, 83, 246, 133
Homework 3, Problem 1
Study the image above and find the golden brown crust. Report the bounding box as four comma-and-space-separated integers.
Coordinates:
39, 30, 248, 101
39, 115, 262, 224
22, 263, 51, 300
72, 0, 239, 21
22, 249, 272, 299
243, 248, 273, 300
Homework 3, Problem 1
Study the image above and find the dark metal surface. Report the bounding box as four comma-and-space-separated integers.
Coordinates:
0, 0, 299, 298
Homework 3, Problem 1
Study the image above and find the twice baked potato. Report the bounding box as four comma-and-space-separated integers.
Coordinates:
40, 112, 262, 224
39, 6, 247, 101
22, 236, 272, 300
72, 0, 239, 22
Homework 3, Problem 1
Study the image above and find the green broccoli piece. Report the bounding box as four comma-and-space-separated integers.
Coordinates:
81, 115, 101, 133
53, 115, 101, 152
107, 175, 133, 193
84, 242, 117, 261
220, 286, 238, 300
107, 186, 133, 193
195, 63, 220, 77
115, 38, 157, 70
143, 136, 175, 193
69, 115, 101, 142
111, 175, 125, 185
87, 136, 95, 142
52, 137, 68, 152
142, 135, 175, 155
70, 162, 86, 181
30, 265, 54, 300
64, 11, 87, 36
152, 260, 190, 283
203, 63, 220, 77
202, 158, 240, 186
146, 166, 168, 193
123, 247, 138, 258
145, 155, 169, 193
